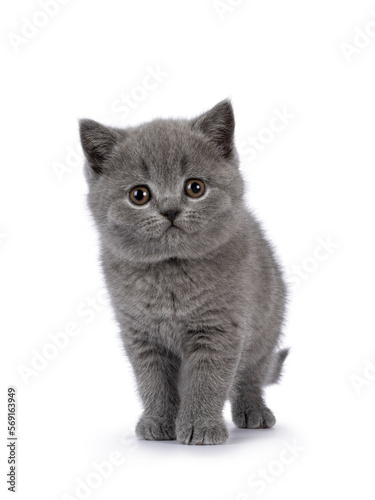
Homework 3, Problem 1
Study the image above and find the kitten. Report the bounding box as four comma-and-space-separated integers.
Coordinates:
79, 100, 288, 445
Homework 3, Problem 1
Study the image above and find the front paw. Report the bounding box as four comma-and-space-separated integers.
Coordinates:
176, 416, 228, 445
135, 414, 176, 441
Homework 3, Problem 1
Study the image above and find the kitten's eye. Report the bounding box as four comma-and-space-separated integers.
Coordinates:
185, 179, 205, 198
129, 186, 151, 205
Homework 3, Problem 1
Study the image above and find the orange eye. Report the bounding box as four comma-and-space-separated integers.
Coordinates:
185, 179, 205, 198
129, 186, 151, 205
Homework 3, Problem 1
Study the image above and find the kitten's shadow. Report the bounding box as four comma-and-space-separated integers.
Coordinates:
227, 425, 281, 445
118, 423, 290, 459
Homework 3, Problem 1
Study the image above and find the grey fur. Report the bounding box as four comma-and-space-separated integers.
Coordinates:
79, 100, 288, 445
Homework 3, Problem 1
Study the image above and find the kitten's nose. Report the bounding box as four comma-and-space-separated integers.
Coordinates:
162, 209, 179, 223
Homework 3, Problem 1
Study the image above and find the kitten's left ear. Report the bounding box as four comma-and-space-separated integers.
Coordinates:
191, 99, 235, 158
79, 119, 122, 174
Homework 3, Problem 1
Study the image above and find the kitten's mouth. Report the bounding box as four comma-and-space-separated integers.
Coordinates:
165, 223, 183, 234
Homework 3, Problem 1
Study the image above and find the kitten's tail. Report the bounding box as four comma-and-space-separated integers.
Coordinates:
264, 347, 290, 385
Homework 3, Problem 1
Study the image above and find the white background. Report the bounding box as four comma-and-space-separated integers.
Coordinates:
1, 0, 375, 499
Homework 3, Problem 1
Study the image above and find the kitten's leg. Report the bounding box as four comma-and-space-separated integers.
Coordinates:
231, 384, 276, 429
230, 360, 276, 429
176, 326, 241, 445
124, 335, 180, 441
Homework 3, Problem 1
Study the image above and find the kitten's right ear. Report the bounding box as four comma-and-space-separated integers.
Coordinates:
79, 119, 121, 175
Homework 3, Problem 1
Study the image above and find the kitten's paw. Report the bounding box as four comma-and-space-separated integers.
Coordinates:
232, 406, 276, 429
176, 418, 228, 445
135, 415, 176, 441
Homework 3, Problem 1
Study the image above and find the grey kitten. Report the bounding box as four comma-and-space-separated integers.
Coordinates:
79, 100, 288, 445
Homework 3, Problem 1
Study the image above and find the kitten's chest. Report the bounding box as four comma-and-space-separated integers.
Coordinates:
141, 260, 209, 317
114, 258, 212, 320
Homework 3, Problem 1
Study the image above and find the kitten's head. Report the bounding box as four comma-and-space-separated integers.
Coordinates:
79, 100, 245, 263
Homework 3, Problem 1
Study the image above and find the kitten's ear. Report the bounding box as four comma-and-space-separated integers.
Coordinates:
79, 119, 121, 174
191, 99, 235, 158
